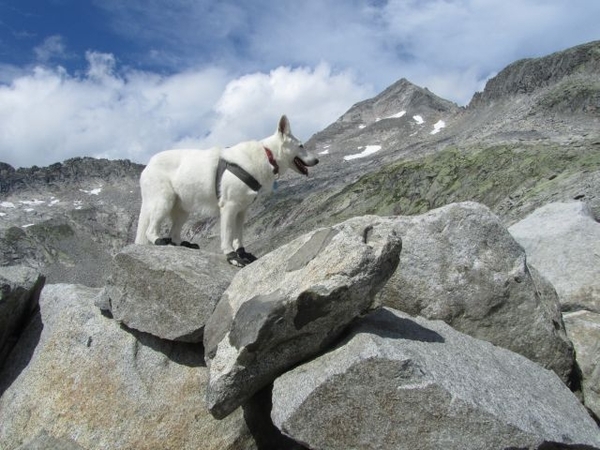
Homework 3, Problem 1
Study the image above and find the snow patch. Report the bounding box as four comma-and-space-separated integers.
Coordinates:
80, 187, 102, 195
20, 199, 45, 206
49, 199, 60, 206
431, 120, 446, 135
24, 208, 35, 212
413, 115, 424, 124
22, 224, 35, 228
358, 124, 366, 129
1, 201, 16, 208
386, 111, 406, 119
344, 145, 382, 161
0, 212, 6, 217
318, 149, 329, 155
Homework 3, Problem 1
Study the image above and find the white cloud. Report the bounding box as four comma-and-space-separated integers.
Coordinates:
34, 35, 68, 63
0, 56, 372, 168
367, 0, 600, 103
0, 54, 228, 167
203, 63, 373, 147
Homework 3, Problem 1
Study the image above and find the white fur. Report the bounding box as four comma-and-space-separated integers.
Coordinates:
135, 115, 318, 255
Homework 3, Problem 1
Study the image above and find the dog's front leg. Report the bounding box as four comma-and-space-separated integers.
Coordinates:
232, 209, 245, 251
220, 202, 237, 254
220, 203, 247, 267
233, 209, 257, 264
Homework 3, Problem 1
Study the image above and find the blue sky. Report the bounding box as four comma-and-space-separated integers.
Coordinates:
0, 0, 599, 168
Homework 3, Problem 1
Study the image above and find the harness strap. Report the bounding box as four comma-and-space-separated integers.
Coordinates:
215, 158, 262, 200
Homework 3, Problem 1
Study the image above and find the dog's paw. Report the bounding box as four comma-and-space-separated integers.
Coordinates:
180, 241, 200, 249
236, 247, 258, 264
226, 251, 247, 267
155, 237, 176, 246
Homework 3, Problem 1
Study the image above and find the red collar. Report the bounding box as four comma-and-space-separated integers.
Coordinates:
264, 147, 279, 175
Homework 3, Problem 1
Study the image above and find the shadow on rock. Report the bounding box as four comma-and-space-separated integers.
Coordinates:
362, 308, 445, 343
243, 383, 309, 450
120, 324, 206, 368
0, 309, 43, 396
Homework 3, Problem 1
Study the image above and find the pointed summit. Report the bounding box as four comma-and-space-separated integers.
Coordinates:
306, 78, 458, 159
340, 78, 457, 124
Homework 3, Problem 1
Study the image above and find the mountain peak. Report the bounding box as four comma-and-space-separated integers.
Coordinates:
339, 77, 457, 124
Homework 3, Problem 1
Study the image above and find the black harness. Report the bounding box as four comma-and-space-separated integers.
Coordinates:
215, 158, 262, 200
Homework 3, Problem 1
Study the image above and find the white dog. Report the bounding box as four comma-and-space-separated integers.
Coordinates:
135, 115, 319, 267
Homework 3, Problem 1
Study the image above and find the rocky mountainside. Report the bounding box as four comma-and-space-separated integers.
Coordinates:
1, 41, 600, 449
240, 40, 600, 255
0, 158, 143, 286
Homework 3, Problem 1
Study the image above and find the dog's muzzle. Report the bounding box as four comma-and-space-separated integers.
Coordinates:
294, 156, 319, 176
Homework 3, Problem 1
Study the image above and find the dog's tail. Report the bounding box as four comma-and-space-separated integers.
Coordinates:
134, 207, 150, 244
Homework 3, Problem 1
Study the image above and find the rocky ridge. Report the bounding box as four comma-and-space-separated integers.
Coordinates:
2, 206, 600, 449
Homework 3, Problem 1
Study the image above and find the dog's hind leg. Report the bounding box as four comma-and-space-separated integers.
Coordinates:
134, 205, 151, 244
170, 203, 199, 249
169, 202, 188, 245
145, 189, 176, 245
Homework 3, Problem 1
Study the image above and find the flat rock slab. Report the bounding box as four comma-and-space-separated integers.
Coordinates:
98, 245, 237, 342
509, 201, 600, 312
203, 216, 402, 419
272, 307, 600, 450
378, 202, 574, 383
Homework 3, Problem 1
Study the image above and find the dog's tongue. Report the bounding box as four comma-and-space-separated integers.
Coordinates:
294, 157, 309, 176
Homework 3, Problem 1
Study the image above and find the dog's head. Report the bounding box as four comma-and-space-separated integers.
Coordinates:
276, 115, 319, 176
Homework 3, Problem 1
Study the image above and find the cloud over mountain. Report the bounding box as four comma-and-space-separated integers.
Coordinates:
0, 55, 371, 168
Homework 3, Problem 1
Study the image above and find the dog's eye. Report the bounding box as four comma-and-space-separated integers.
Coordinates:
299, 144, 304, 149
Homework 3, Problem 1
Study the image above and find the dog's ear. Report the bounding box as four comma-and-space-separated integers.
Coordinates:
278, 115, 291, 136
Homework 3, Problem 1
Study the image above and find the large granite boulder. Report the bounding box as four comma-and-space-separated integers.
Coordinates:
378, 202, 575, 383
508, 201, 600, 313
0, 284, 258, 450
97, 245, 237, 342
0, 266, 45, 369
563, 310, 600, 419
272, 307, 600, 450
203, 216, 402, 419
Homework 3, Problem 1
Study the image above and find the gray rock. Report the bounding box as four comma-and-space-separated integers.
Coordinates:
15, 430, 85, 450
272, 307, 600, 450
99, 244, 237, 342
203, 216, 402, 419
0, 283, 258, 450
378, 202, 575, 383
563, 310, 600, 419
0, 266, 45, 369
470, 40, 600, 107
508, 201, 600, 313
